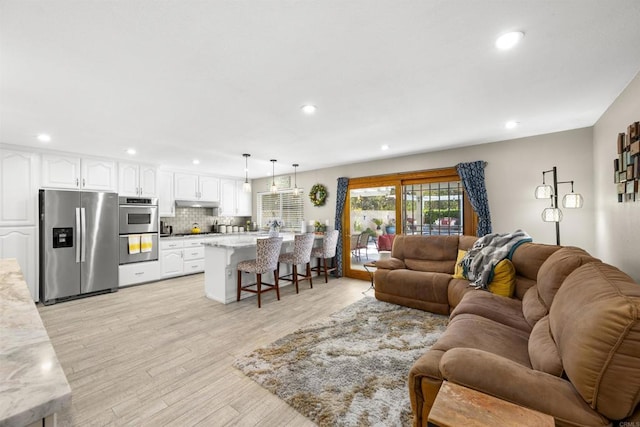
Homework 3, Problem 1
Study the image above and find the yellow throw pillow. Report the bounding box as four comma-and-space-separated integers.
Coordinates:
487, 259, 516, 297
453, 249, 467, 279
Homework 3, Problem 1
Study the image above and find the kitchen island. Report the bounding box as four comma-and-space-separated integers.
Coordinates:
0, 259, 72, 427
204, 233, 316, 304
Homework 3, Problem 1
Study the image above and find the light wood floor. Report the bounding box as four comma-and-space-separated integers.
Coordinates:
38, 273, 370, 426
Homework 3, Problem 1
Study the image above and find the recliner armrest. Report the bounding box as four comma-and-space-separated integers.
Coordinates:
374, 257, 405, 270
439, 348, 610, 426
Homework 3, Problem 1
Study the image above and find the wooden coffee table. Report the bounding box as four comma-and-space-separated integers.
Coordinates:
427, 381, 554, 427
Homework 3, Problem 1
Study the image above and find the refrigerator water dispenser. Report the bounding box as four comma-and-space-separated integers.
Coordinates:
53, 227, 73, 248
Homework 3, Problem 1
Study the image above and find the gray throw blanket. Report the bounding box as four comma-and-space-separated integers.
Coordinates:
461, 229, 532, 289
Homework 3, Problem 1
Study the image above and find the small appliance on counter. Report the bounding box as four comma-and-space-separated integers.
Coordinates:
191, 223, 201, 233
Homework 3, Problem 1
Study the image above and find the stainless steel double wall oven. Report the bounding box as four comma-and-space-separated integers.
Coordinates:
118, 196, 159, 265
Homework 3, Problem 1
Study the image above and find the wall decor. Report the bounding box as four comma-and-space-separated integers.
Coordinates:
309, 183, 327, 206
613, 121, 640, 202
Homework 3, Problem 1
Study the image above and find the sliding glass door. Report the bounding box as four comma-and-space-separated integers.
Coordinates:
343, 168, 476, 281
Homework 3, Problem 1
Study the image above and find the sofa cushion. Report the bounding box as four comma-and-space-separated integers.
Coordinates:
432, 313, 532, 368
453, 251, 515, 297
511, 242, 560, 299
537, 246, 598, 309
392, 235, 459, 273
528, 315, 563, 376
522, 285, 548, 327
487, 259, 516, 297
449, 290, 531, 333
375, 269, 451, 314
447, 278, 474, 308
453, 249, 466, 279
550, 262, 640, 420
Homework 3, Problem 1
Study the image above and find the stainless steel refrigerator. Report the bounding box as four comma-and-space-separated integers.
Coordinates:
39, 189, 119, 304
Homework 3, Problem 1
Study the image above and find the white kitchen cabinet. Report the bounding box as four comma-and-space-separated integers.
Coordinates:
0, 227, 37, 300
118, 162, 157, 197
158, 170, 175, 217
82, 159, 117, 191
42, 154, 116, 191
160, 237, 206, 278
174, 173, 219, 202
119, 261, 161, 287
161, 249, 184, 277
220, 179, 252, 217
0, 149, 37, 226
199, 175, 220, 202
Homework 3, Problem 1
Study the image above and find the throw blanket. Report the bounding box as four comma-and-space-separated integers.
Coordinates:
461, 229, 532, 289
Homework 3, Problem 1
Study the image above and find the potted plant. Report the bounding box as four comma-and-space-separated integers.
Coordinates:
372, 218, 384, 236
385, 218, 396, 235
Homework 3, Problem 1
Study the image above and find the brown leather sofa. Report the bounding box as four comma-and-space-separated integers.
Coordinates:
373, 235, 640, 426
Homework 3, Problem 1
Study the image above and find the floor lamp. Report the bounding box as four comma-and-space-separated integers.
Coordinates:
534, 166, 583, 245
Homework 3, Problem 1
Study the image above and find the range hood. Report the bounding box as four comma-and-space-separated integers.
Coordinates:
175, 200, 220, 208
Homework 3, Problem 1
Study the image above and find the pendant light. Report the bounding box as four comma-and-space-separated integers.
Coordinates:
270, 159, 277, 193
242, 153, 251, 193
292, 163, 300, 196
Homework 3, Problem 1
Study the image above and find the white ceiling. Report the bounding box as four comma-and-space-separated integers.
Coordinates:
2, 1, 640, 179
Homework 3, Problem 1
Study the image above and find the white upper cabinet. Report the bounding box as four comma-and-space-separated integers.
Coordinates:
42, 154, 116, 191
158, 170, 175, 217
41, 154, 81, 189
139, 166, 157, 197
118, 163, 157, 197
199, 175, 220, 201
0, 149, 37, 226
220, 179, 252, 217
174, 173, 219, 202
82, 159, 117, 191
174, 173, 199, 200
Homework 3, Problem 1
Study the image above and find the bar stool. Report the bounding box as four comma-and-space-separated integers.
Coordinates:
237, 236, 283, 308
277, 233, 315, 293
311, 230, 339, 283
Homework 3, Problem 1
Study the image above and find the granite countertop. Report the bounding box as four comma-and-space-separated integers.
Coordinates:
203, 232, 324, 248
204, 233, 295, 248
0, 259, 72, 426
161, 232, 260, 240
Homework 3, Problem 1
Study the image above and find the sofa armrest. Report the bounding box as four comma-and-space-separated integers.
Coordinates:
439, 348, 610, 426
374, 257, 405, 270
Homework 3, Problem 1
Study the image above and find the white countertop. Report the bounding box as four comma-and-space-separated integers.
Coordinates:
0, 259, 72, 426
204, 232, 298, 248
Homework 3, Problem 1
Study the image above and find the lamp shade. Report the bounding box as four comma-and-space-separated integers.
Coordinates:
562, 192, 583, 209
541, 207, 562, 222
535, 185, 554, 199
242, 181, 252, 193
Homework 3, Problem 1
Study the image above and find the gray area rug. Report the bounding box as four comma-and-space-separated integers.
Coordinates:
233, 296, 448, 426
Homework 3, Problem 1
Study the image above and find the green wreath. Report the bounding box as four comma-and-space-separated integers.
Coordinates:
309, 183, 328, 206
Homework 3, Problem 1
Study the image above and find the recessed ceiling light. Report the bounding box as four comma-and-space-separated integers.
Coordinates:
192, 159, 200, 165
495, 31, 524, 50
505, 120, 519, 129
126, 148, 136, 155
381, 144, 389, 151
301, 104, 317, 115
37, 133, 51, 143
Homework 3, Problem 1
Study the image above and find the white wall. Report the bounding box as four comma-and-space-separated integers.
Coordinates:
253, 127, 595, 253
593, 71, 640, 281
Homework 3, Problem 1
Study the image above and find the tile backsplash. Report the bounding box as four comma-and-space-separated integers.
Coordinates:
161, 207, 250, 234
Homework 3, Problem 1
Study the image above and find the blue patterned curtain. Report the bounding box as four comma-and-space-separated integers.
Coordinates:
334, 177, 349, 277
456, 161, 492, 236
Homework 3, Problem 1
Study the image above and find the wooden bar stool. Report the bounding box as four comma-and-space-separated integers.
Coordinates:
277, 233, 315, 293
311, 230, 339, 283
236, 236, 283, 308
